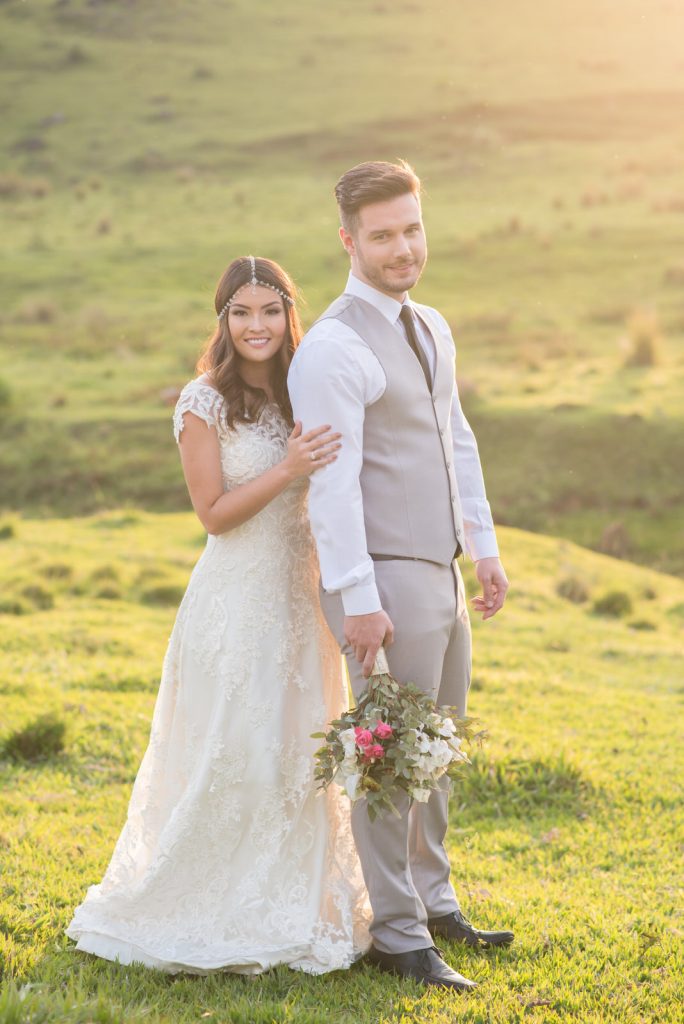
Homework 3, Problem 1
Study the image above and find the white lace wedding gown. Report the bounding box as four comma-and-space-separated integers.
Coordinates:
66, 378, 371, 974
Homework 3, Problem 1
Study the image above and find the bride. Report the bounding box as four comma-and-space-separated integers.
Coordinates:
66, 256, 371, 974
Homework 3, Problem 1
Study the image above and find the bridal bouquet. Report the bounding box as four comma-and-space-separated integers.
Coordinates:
313, 650, 478, 821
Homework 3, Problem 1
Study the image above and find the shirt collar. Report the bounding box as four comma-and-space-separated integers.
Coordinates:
346, 273, 412, 326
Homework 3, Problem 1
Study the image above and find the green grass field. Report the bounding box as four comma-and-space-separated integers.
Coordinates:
1, 514, 683, 1022
2, 0, 683, 1020
1, 0, 683, 571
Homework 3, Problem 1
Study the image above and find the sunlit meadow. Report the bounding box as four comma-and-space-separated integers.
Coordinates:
1, 1, 683, 1021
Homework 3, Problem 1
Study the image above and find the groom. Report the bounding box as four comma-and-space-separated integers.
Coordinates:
288, 160, 512, 991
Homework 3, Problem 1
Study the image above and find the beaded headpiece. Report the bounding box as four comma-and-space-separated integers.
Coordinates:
217, 256, 295, 321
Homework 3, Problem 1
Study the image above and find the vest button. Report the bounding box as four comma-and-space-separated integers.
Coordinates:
451, 496, 456, 503
446, 461, 452, 469
440, 429, 445, 437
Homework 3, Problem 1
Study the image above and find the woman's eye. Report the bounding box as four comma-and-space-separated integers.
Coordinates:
267, 308, 281, 315
231, 310, 246, 316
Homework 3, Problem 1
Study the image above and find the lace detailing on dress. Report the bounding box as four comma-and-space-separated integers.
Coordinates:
66, 385, 371, 975
173, 379, 226, 443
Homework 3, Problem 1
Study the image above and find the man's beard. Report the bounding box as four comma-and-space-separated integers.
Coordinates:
359, 253, 425, 295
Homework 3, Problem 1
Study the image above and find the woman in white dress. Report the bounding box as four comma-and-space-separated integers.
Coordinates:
66, 256, 371, 974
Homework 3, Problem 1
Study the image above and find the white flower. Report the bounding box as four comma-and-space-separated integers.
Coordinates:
412, 787, 431, 803
415, 730, 430, 753
439, 717, 456, 738
344, 773, 362, 801
339, 727, 357, 759
427, 738, 452, 767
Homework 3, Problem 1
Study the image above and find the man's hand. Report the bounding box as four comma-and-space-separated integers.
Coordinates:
471, 557, 509, 620
344, 610, 395, 679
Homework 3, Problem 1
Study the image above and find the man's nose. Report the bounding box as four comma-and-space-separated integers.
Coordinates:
394, 236, 412, 257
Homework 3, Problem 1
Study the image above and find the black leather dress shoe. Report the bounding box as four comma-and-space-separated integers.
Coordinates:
428, 909, 514, 948
365, 944, 477, 991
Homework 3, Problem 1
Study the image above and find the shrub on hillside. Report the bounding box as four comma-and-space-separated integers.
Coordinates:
41, 562, 73, 580
622, 309, 662, 368
0, 519, 16, 540
21, 584, 55, 611
663, 262, 684, 286
0, 598, 28, 616
65, 44, 89, 66
140, 583, 185, 607
91, 512, 140, 529
628, 619, 656, 631
600, 521, 631, 559
587, 304, 629, 325
556, 575, 590, 604
592, 590, 633, 618
3, 713, 66, 762
90, 564, 120, 583
16, 298, 58, 324
0, 377, 12, 410
0, 174, 25, 198
0, 174, 49, 199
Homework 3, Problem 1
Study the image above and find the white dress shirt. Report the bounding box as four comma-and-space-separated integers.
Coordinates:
288, 273, 499, 616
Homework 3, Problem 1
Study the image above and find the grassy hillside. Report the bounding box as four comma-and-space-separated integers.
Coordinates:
1, 0, 683, 572
1, 513, 683, 1022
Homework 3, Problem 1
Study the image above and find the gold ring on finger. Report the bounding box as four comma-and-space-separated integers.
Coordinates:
310, 451, 317, 462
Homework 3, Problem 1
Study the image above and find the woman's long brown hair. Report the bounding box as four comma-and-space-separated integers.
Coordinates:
197, 257, 302, 430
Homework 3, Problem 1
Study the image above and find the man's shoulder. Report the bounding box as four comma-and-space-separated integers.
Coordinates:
290, 302, 365, 374
412, 301, 451, 335
296, 296, 363, 352
307, 292, 356, 330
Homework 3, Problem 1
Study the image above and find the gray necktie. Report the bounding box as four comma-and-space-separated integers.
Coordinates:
399, 305, 432, 390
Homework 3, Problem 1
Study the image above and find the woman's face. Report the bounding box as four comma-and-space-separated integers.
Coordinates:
227, 285, 288, 365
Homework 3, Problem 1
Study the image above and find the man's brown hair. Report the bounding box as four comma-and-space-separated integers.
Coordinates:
334, 159, 421, 234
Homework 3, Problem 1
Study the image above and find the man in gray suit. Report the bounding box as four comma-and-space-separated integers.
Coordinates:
288, 160, 513, 991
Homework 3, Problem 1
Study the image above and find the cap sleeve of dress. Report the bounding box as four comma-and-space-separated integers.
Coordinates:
173, 380, 225, 443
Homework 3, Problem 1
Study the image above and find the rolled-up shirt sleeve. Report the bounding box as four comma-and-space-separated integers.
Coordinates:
288, 329, 382, 615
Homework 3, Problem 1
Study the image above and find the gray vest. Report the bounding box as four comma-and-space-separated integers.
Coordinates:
316, 294, 464, 566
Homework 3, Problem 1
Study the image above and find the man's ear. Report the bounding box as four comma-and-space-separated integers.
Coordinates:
339, 225, 355, 257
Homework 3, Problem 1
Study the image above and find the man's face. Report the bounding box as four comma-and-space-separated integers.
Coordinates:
340, 192, 427, 297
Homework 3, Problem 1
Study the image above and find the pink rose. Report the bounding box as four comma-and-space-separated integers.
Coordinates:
354, 727, 374, 748
374, 721, 393, 739
368, 744, 385, 759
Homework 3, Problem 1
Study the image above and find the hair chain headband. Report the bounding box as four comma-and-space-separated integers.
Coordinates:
217, 256, 295, 320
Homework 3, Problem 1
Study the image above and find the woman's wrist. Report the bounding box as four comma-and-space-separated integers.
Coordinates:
275, 458, 297, 485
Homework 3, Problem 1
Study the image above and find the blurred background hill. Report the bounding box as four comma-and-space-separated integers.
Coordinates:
1, 0, 683, 573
